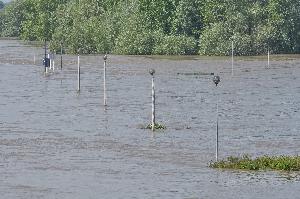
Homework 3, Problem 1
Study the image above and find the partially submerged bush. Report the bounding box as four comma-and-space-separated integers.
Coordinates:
210, 155, 300, 171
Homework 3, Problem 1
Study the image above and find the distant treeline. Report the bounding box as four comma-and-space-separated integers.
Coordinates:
0, 0, 299, 55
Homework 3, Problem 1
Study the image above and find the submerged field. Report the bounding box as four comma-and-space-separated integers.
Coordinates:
0, 40, 300, 198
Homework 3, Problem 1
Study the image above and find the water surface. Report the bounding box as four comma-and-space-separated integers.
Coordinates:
0, 40, 300, 198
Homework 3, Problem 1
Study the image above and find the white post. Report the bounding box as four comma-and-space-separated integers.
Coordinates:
34, 54, 36, 65
48, 53, 51, 70
52, 53, 55, 71
267, 48, 270, 68
60, 43, 63, 70
216, 87, 219, 162
149, 69, 156, 131
231, 40, 234, 76
213, 75, 221, 162
103, 56, 107, 106
77, 54, 80, 92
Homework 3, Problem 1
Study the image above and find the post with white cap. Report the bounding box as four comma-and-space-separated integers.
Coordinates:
103, 54, 107, 106
149, 69, 156, 131
213, 75, 221, 162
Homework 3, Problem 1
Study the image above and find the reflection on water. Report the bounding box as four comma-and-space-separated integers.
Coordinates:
0, 40, 300, 198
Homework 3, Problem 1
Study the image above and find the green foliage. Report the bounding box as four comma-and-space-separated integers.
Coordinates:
210, 155, 300, 171
1, 0, 300, 55
0, 1, 4, 9
145, 123, 166, 130
154, 34, 198, 55
0, 0, 27, 37
199, 0, 300, 55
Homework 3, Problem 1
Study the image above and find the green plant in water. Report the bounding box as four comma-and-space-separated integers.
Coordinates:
145, 123, 166, 130
210, 155, 300, 171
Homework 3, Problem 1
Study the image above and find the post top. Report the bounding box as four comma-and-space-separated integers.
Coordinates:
213, 75, 220, 86
103, 54, 108, 60
149, 69, 155, 76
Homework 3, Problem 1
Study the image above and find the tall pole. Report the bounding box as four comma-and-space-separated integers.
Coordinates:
103, 54, 107, 106
213, 75, 221, 162
60, 42, 63, 70
77, 54, 80, 92
216, 87, 219, 162
231, 40, 234, 76
267, 47, 270, 68
44, 40, 47, 73
149, 69, 156, 131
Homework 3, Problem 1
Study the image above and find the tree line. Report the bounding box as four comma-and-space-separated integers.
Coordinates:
0, 0, 299, 55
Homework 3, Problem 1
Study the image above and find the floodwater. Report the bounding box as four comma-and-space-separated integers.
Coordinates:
0, 39, 299, 198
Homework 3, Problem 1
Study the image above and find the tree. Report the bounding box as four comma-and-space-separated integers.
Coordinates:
0, 1, 4, 9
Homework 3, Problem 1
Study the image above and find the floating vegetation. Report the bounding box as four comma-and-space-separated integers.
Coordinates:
177, 72, 214, 76
145, 123, 166, 130
210, 155, 300, 171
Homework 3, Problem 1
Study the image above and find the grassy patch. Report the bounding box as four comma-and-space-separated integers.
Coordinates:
145, 123, 166, 130
210, 155, 300, 171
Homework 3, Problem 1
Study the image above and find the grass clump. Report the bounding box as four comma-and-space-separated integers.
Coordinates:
145, 123, 166, 130
210, 155, 300, 171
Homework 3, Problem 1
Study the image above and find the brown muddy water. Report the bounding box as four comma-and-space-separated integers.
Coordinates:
0, 40, 300, 198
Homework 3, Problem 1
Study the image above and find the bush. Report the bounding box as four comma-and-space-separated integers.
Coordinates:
154, 34, 198, 55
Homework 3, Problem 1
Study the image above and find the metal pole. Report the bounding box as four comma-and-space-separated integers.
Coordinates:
231, 40, 234, 76
60, 43, 63, 70
52, 54, 55, 71
149, 69, 156, 131
44, 40, 47, 73
49, 53, 52, 70
213, 75, 220, 162
34, 54, 36, 65
152, 75, 156, 131
267, 48, 270, 68
103, 57, 107, 106
77, 54, 80, 92
216, 85, 219, 162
